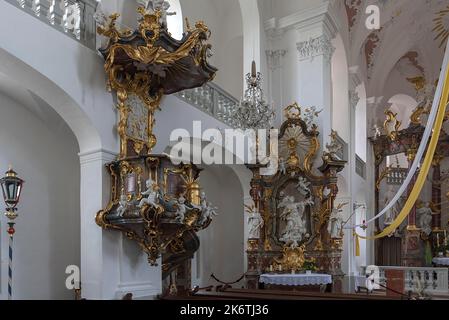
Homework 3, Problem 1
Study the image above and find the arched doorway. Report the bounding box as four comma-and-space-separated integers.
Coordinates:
0, 77, 80, 299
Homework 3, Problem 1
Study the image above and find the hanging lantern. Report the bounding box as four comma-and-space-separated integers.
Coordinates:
0, 166, 24, 220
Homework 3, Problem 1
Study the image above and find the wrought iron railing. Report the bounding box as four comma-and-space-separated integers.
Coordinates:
6, 0, 97, 50
175, 82, 240, 128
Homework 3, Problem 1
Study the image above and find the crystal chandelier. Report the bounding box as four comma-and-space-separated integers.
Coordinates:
234, 61, 275, 130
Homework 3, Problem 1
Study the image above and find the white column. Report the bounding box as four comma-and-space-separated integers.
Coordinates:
365, 97, 383, 267
79, 149, 163, 299
266, 49, 287, 126
348, 67, 362, 275
79, 149, 117, 299
295, 2, 337, 147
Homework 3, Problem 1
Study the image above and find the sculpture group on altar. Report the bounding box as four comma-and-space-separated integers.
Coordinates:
278, 195, 314, 248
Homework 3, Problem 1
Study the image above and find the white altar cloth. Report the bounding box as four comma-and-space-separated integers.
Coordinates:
259, 273, 332, 286
432, 257, 449, 266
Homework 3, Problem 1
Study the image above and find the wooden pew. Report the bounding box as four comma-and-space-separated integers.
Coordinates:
162, 287, 405, 300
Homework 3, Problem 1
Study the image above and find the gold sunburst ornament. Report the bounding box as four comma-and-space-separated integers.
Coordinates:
433, 6, 449, 48
279, 126, 312, 169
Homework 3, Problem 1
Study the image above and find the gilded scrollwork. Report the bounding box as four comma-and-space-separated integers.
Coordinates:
98, 8, 216, 159
246, 102, 346, 283
96, 8, 217, 269
384, 110, 402, 142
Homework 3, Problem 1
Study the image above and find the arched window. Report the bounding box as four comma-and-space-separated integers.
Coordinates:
166, 0, 183, 40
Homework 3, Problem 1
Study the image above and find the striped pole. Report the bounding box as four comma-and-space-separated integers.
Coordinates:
7, 222, 15, 300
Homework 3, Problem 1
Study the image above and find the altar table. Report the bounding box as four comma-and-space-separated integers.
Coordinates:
432, 257, 449, 266
259, 273, 332, 292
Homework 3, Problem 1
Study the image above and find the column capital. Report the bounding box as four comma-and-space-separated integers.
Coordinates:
297, 35, 335, 62
266, 49, 287, 71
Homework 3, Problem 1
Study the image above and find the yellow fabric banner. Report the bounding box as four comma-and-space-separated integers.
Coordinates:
357, 63, 449, 240
354, 232, 360, 257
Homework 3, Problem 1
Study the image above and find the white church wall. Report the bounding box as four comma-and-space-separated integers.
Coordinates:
0, 92, 80, 300
355, 83, 367, 161
331, 34, 350, 142
0, 1, 116, 154
195, 166, 245, 288
181, 0, 244, 99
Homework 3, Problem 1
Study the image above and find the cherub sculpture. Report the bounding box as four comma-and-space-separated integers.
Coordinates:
138, 0, 176, 28
417, 202, 433, 236
116, 194, 130, 218
325, 130, 342, 158
303, 106, 322, 128
175, 195, 187, 223
192, 191, 207, 210
93, 2, 108, 28
372, 124, 382, 140
279, 157, 287, 175
246, 205, 264, 239
327, 204, 346, 239
296, 177, 311, 196
198, 202, 218, 226
138, 178, 160, 208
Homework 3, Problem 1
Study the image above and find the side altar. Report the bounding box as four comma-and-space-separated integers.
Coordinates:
245, 103, 347, 292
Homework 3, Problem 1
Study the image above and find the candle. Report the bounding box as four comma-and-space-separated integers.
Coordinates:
269, 265, 273, 272
437, 233, 440, 246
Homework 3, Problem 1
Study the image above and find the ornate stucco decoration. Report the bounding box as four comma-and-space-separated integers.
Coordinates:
297, 35, 335, 62
266, 49, 287, 71
433, 5, 449, 48
349, 89, 360, 110
344, 0, 362, 33
383, 110, 402, 142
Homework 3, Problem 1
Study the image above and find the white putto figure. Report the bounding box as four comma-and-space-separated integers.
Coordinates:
116, 194, 129, 218
93, 2, 108, 28
417, 202, 433, 236
138, 178, 159, 208
278, 195, 313, 247
383, 185, 399, 226
199, 202, 219, 225
279, 157, 287, 175
248, 210, 264, 239
325, 130, 342, 157
296, 177, 311, 196
175, 195, 187, 223
327, 206, 345, 239
303, 106, 322, 128
138, 0, 176, 28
